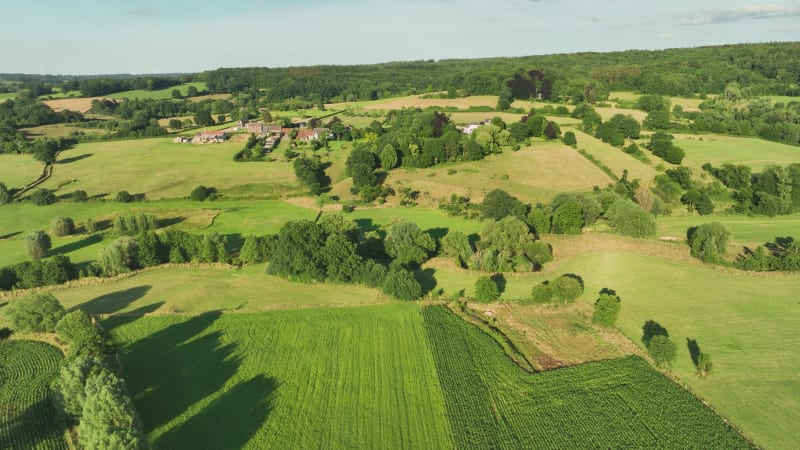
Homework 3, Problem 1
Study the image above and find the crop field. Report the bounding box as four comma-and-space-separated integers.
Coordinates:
34, 138, 299, 200
22, 123, 106, 139
0, 340, 68, 450
106, 82, 208, 100
656, 213, 800, 246
43, 97, 98, 113
108, 304, 453, 449
0, 153, 45, 188
556, 251, 800, 449
384, 142, 613, 205
421, 306, 753, 449
675, 134, 800, 171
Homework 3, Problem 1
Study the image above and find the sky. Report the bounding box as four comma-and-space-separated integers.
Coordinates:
1, 0, 799, 75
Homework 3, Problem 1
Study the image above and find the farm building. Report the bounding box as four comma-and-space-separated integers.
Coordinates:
192, 130, 228, 144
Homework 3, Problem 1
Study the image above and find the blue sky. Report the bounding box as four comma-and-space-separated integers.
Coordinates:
2, 0, 799, 74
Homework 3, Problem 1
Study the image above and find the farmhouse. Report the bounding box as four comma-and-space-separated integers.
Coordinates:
461, 123, 481, 135
246, 121, 269, 136
192, 130, 227, 144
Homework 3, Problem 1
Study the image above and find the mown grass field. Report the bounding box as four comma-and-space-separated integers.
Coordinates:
383, 142, 612, 205
106, 82, 208, 100
569, 128, 658, 182
656, 213, 800, 246
0, 153, 45, 188
107, 304, 453, 450
0, 340, 68, 450
557, 251, 800, 449
675, 134, 800, 171
422, 306, 752, 449
34, 138, 299, 200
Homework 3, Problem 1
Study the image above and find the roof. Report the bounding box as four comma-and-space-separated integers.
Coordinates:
296, 129, 315, 140
199, 130, 226, 137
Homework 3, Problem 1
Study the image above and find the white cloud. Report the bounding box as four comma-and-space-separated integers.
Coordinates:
680, 3, 800, 25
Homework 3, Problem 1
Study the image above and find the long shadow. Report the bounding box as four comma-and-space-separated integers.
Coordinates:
0, 398, 67, 450
159, 216, 187, 228
51, 233, 104, 256
103, 302, 165, 330
687, 338, 701, 367
75, 285, 153, 315
642, 320, 669, 346
354, 218, 379, 233
57, 153, 92, 164
225, 232, 245, 251
156, 375, 278, 449
415, 267, 438, 296
119, 311, 242, 433
0, 231, 22, 240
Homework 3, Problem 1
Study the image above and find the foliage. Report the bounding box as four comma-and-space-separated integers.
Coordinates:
472, 216, 551, 272
239, 235, 272, 265
380, 144, 398, 170
79, 369, 149, 450
51, 216, 75, 237
384, 221, 436, 267
30, 188, 57, 206
190, 185, 217, 201
592, 292, 622, 326
5, 292, 65, 332
441, 230, 474, 268
562, 131, 577, 146
474, 275, 501, 303
115, 190, 133, 203
687, 222, 731, 263
647, 131, 685, 165
549, 274, 584, 304
293, 156, 325, 195
604, 199, 657, 238
481, 189, 525, 220
381, 268, 423, 301
25, 229, 51, 259
96, 236, 139, 277
647, 335, 677, 368
0, 255, 77, 290
113, 213, 158, 233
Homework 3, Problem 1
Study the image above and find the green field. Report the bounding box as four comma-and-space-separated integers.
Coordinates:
106, 82, 208, 100
675, 134, 800, 171
422, 306, 753, 449
656, 213, 800, 246
0, 92, 16, 102
569, 128, 658, 182
107, 304, 453, 449
0, 153, 44, 188
556, 251, 800, 449
0, 340, 68, 450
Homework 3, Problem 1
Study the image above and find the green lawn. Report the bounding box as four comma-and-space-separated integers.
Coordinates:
561, 251, 800, 449
108, 304, 453, 449
675, 134, 800, 171
423, 306, 753, 449
0, 340, 68, 450
657, 213, 800, 246
0, 153, 45, 188
106, 82, 208, 100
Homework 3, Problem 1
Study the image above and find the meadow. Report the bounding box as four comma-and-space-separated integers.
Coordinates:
0, 153, 45, 188
568, 129, 658, 182
106, 82, 208, 101
675, 134, 800, 171
107, 304, 453, 450
0, 340, 68, 450
656, 213, 800, 246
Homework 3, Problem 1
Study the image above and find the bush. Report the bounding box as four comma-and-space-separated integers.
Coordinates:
25, 230, 52, 260
0, 327, 11, 340
30, 188, 57, 206
52, 216, 76, 237
113, 213, 158, 233
71, 190, 89, 202
647, 335, 677, 368
604, 199, 657, 238
115, 190, 133, 203
5, 292, 65, 332
687, 222, 730, 263
474, 275, 501, 303
96, 236, 139, 276
549, 275, 583, 304
592, 292, 621, 326
562, 131, 577, 146
381, 268, 422, 301
530, 283, 553, 303
190, 185, 217, 201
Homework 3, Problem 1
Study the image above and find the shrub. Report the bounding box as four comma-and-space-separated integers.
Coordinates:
562, 131, 577, 146
592, 292, 621, 326
115, 190, 133, 203
474, 276, 501, 303
604, 199, 657, 238
381, 268, 422, 301
5, 292, 65, 332
52, 216, 76, 237
190, 185, 217, 201
647, 335, 677, 368
549, 275, 583, 304
30, 188, 57, 206
96, 236, 139, 276
687, 222, 730, 263
71, 190, 89, 202
25, 230, 52, 260
530, 283, 553, 303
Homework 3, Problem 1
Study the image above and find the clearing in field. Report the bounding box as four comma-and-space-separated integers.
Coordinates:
107, 304, 453, 450
35, 138, 299, 200
0, 340, 68, 450
675, 134, 800, 170
382, 142, 613, 205
422, 306, 752, 449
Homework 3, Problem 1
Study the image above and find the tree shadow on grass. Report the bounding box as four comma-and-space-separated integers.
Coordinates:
0, 231, 22, 240
156, 375, 278, 450
102, 302, 165, 331
57, 153, 92, 164
119, 311, 242, 434
159, 216, 187, 228
414, 267, 438, 296
354, 218, 379, 233
426, 227, 449, 242
642, 320, 669, 347
74, 285, 153, 315
0, 398, 67, 450
687, 338, 701, 367
51, 233, 104, 256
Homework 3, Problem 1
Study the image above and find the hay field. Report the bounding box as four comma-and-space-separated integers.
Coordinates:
43, 97, 98, 112
569, 129, 658, 182
674, 134, 800, 171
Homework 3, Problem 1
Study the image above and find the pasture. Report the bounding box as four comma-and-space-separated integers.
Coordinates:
383, 142, 613, 205
0, 153, 45, 188
0, 340, 68, 450
106, 82, 208, 100
422, 306, 753, 449
656, 213, 800, 246
107, 304, 453, 449
569, 129, 658, 182
675, 134, 800, 171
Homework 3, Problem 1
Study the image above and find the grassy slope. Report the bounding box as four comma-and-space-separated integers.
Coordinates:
34, 138, 299, 200
676, 134, 800, 171
656, 213, 800, 246
0, 340, 68, 450
562, 251, 800, 449
0, 153, 44, 188
106, 82, 208, 100
569, 129, 658, 182
108, 304, 453, 450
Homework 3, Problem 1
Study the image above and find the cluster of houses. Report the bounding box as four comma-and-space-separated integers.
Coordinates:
172, 121, 329, 151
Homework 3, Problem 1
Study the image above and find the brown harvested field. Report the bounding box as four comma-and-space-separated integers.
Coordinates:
569, 129, 658, 182
23, 123, 105, 138
595, 106, 647, 122
383, 142, 613, 205
363, 95, 499, 110
44, 97, 99, 113
188, 93, 231, 102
